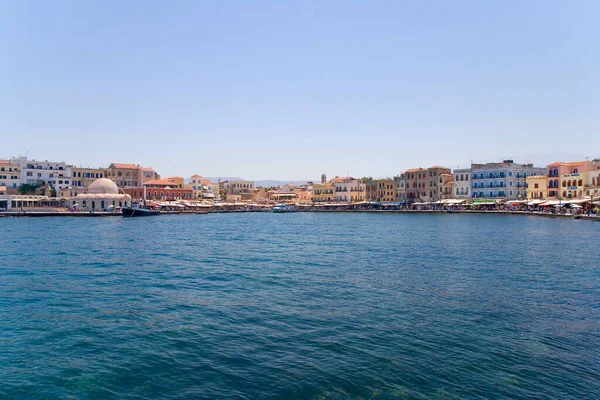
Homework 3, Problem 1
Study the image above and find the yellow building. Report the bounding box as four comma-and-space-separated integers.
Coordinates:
312, 182, 334, 202
71, 167, 106, 188
165, 176, 185, 188
376, 179, 396, 202
438, 173, 454, 200
527, 176, 547, 200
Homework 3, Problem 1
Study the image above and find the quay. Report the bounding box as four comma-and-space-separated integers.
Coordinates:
1, 208, 598, 221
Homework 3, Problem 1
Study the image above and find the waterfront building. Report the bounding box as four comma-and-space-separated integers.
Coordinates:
427, 166, 452, 202
395, 174, 407, 202
331, 177, 365, 203
377, 178, 396, 202
0, 159, 21, 190
586, 168, 600, 199
140, 167, 160, 183
471, 160, 545, 200
65, 178, 131, 211
293, 186, 313, 203
438, 173, 454, 200
253, 187, 268, 203
312, 182, 334, 203
105, 163, 140, 187
404, 166, 451, 202
526, 175, 548, 200
189, 175, 215, 199
71, 167, 105, 188
121, 178, 194, 201
13, 156, 72, 191
546, 160, 599, 199
189, 174, 204, 198
452, 168, 471, 199
223, 180, 254, 201
211, 183, 221, 200
404, 168, 426, 201
365, 180, 377, 201
165, 176, 185, 188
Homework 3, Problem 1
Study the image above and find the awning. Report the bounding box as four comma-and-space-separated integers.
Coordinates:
540, 200, 560, 206
527, 199, 545, 205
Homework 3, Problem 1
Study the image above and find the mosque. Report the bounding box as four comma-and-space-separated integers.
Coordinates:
66, 178, 132, 211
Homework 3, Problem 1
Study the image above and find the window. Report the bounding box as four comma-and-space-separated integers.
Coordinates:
509, 172, 513, 176
509, 191, 513, 196
534, 183, 539, 189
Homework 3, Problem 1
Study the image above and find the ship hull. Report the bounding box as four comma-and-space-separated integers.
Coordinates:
122, 207, 161, 217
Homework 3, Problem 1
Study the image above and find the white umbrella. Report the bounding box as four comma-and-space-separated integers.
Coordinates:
571, 204, 582, 208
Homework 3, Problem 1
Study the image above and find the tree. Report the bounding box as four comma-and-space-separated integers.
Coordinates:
361, 177, 373, 183
18, 184, 41, 195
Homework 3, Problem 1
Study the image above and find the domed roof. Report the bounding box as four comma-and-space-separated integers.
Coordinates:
88, 178, 119, 195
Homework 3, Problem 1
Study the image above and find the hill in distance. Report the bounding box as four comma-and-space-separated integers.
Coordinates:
205, 178, 310, 187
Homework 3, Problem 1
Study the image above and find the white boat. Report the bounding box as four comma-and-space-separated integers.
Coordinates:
272, 204, 297, 213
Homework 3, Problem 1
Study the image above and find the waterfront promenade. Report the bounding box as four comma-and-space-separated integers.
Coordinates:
2, 208, 599, 221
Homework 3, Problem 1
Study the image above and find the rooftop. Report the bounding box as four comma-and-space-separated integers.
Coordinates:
110, 163, 138, 169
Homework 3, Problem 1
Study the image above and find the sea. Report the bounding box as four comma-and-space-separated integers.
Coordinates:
1, 213, 599, 399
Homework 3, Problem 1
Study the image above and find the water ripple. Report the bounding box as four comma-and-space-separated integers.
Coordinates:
1, 213, 599, 399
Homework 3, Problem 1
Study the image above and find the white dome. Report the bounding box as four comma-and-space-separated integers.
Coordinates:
88, 178, 119, 195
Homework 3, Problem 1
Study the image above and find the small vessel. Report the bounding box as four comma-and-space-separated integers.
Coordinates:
272, 204, 297, 213
122, 186, 161, 217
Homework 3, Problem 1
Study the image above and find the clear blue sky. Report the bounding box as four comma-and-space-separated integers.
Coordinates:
1, 1, 598, 180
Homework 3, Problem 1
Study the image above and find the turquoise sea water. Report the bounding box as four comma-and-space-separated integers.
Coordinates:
1, 213, 599, 399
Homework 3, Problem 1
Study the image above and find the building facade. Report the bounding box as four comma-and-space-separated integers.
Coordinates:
404, 168, 427, 201
140, 167, 160, 183
71, 167, 105, 188
365, 180, 377, 201
312, 182, 334, 202
395, 174, 407, 202
0, 159, 21, 190
105, 163, 140, 187
438, 173, 454, 200
121, 178, 194, 201
471, 160, 545, 200
376, 178, 396, 202
223, 180, 254, 201
546, 160, 600, 199
526, 175, 547, 200
452, 168, 471, 199
331, 177, 365, 203
14, 156, 72, 191
426, 166, 452, 202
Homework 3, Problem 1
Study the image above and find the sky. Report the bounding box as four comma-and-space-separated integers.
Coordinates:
1, 1, 599, 180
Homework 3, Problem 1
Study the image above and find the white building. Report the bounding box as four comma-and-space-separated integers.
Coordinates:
189, 174, 215, 199
332, 177, 365, 203
0, 159, 21, 190
452, 168, 471, 199
395, 174, 407, 202
14, 156, 72, 191
66, 178, 131, 212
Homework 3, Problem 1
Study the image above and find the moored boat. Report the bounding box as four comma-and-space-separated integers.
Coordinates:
272, 204, 297, 213
122, 204, 161, 217
122, 186, 161, 217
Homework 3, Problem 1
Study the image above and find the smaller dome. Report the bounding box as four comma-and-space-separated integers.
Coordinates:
88, 178, 119, 195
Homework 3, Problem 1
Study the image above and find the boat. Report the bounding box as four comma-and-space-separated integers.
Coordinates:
272, 204, 297, 213
122, 186, 161, 217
